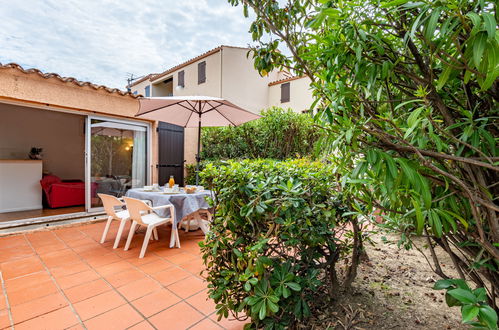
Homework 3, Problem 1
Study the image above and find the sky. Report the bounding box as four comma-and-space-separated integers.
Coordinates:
0, 0, 254, 89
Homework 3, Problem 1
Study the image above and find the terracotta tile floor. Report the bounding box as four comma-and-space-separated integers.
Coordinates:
0, 222, 248, 330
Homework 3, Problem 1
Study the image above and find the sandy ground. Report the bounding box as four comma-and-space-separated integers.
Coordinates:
304, 233, 466, 330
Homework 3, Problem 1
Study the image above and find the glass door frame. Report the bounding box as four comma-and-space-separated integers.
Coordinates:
85, 115, 152, 213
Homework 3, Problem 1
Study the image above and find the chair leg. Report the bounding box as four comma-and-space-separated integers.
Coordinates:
100, 216, 113, 244
139, 226, 153, 258
169, 222, 177, 248
199, 219, 209, 234
153, 227, 159, 240
113, 218, 128, 249
124, 221, 138, 251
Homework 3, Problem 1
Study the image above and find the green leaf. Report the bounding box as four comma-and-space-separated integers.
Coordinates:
382, 153, 398, 178
473, 288, 487, 302
282, 286, 291, 298
394, 99, 423, 110
244, 281, 252, 292
461, 305, 480, 323
482, 41, 499, 90
451, 279, 471, 290
345, 129, 353, 143
425, 8, 441, 41
396, 158, 416, 186
286, 282, 302, 291
412, 199, 424, 235
436, 65, 452, 90
382, 61, 390, 79
259, 301, 267, 320
418, 176, 432, 209
248, 278, 258, 285
466, 12, 481, 28
478, 305, 498, 329
433, 279, 455, 290
267, 300, 279, 313
381, 0, 409, 8
430, 210, 443, 237
482, 13, 497, 40
473, 32, 487, 68
446, 292, 462, 307
407, 107, 424, 127
444, 210, 469, 231
448, 288, 478, 304
233, 248, 243, 258
246, 296, 260, 306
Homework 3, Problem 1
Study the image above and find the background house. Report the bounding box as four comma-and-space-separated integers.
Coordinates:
128, 45, 314, 164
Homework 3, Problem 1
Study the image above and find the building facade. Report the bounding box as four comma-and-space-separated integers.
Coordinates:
128, 45, 314, 163
129, 45, 314, 114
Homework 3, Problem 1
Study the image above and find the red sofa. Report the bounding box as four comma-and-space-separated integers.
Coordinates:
40, 175, 93, 208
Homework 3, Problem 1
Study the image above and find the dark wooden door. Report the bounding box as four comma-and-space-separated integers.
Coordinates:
157, 122, 184, 186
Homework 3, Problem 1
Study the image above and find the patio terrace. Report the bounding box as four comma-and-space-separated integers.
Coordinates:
0, 221, 246, 330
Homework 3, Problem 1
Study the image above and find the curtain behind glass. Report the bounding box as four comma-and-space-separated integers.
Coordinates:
132, 131, 146, 188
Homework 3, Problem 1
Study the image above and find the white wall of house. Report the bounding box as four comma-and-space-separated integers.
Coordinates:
268, 77, 314, 113
152, 79, 172, 97
221, 47, 275, 114
0, 103, 85, 180
166, 52, 223, 98
130, 79, 151, 96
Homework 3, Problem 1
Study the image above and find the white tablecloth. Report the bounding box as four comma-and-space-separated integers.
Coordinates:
125, 188, 212, 224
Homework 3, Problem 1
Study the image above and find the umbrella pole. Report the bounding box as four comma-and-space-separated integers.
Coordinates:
195, 111, 201, 186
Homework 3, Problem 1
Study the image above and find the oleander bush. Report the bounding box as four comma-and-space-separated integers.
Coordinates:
199, 159, 369, 329
200, 107, 323, 161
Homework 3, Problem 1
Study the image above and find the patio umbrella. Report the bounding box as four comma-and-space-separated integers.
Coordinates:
136, 96, 261, 184
91, 121, 135, 138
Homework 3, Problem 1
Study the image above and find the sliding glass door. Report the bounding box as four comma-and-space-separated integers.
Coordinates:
86, 117, 149, 211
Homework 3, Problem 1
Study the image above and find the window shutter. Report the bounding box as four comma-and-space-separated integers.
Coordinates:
198, 61, 206, 84
178, 70, 185, 87
280, 82, 290, 103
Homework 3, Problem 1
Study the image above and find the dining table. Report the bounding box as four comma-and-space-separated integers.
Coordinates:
125, 187, 213, 226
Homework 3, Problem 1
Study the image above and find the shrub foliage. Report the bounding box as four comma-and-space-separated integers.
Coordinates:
228, 0, 499, 313
199, 159, 367, 328
200, 107, 322, 160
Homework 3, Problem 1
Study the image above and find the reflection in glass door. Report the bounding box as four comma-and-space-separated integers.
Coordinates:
87, 118, 148, 209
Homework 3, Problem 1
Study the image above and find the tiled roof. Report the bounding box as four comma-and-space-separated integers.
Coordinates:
0, 62, 139, 98
129, 45, 249, 87
268, 75, 307, 86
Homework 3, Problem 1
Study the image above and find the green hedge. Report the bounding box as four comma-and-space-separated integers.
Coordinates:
200, 107, 323, 161
199, 159, 366, 329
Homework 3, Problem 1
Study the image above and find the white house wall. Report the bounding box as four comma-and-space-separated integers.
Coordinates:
221, 47, 274, 113
268, 77, 314, 113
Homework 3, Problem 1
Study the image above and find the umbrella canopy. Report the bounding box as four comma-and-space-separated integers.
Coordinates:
136, 96, 260, 128
91, 121, 145, 138
136, 96, 261, 185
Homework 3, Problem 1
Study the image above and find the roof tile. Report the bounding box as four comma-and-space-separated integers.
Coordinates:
0, 62, 139, 98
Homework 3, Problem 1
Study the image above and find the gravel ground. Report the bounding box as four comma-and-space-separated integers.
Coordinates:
302, 233, 467, 330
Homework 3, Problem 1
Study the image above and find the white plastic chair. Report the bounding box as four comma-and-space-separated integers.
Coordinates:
123, 197, 178, 258
98, 193, 130, 249
180, 209, 212, 234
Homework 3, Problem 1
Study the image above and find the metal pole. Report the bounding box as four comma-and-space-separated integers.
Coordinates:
195, 106, 202, 185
